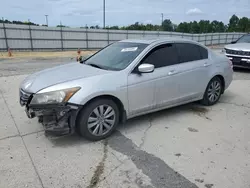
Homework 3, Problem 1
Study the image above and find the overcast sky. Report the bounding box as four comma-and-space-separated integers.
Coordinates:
1, 0, 250, 27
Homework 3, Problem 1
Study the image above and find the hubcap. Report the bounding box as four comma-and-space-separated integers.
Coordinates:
207, 80, 221, 103
87, 105, 116, 136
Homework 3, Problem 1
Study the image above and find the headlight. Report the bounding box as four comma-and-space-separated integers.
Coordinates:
30, 87, 80, 105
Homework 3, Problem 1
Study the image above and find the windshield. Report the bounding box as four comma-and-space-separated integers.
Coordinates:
84, 42, 148, 71
237, 35, 250, 43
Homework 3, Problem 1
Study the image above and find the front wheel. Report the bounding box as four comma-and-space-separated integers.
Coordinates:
76, 99, 119, 141
201, 77, 222, 106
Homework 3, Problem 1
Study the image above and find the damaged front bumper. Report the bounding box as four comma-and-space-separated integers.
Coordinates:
25, 103, 81, 136
20, 88, 81, 136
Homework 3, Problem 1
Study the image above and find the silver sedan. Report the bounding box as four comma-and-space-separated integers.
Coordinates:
19, 38, 233, 141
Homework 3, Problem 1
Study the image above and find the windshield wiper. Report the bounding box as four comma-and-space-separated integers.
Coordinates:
87, 63, 104, 69
87, 63, 120, 71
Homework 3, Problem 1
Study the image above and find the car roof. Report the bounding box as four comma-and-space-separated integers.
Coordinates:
119, 37, 194, 44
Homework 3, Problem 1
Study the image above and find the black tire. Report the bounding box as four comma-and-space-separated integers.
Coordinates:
201, 76, 222, 106
76, 98, 119, 141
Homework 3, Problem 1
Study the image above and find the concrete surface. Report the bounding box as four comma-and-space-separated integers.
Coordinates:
0, 97, 18, 139
0, 137, 42, 188
0, 51, 250, 188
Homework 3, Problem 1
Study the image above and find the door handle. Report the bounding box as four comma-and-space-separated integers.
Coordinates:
204, 62, 211, 67
168, 70, 177, 75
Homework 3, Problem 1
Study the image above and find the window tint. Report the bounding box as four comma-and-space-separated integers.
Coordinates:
175, 43, 208, 63
199, 46, 208, 59
175, 43, 201, 63
141, 43, 178, 68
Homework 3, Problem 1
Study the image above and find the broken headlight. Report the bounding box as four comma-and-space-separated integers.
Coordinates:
30, 87, 80, 105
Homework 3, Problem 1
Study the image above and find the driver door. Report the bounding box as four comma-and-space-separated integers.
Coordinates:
127, 67, 157, 117
127, 43, 180, 117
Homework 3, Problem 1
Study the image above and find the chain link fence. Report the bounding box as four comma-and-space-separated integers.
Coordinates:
0, 23, 245, 51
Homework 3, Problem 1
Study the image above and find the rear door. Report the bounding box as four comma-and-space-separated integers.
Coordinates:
174, 42, 211, 100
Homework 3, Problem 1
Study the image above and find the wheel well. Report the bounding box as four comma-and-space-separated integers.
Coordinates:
78, 95, 126, 123
215, 75, 225, 94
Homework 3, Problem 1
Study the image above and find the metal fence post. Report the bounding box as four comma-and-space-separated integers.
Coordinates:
225, 33, 228, 44
60, 26, 63, 51
218, 33, 221, 45
107, 29, 110, 45
198, 34, 200, 42
28, 24, 33, 51
232, 33, 235, 43
2, 21, 9, 51
191, 33, 194, 40
211, 33, 214, 46
204, 34, 207, 45
126, 30, 128, 39
182, 33, 184, 38
86, 28, 89, 49
158, 31, 160, 37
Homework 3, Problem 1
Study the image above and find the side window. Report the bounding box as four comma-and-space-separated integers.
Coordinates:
141, 43, 179, 68
175, 43, 206, 63
199, 46, 208, 59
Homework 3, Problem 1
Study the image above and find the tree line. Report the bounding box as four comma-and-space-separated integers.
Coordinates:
1, 14, 249, 33
0, 19, 41, 26
105, 15, 250, 33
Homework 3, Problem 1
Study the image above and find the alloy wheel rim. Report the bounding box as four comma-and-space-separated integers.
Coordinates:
87, 105, 116, 136
207, 80, 221, 103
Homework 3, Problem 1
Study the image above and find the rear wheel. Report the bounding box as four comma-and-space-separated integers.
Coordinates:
201, 76, 222, 106
76, 99, 119, 141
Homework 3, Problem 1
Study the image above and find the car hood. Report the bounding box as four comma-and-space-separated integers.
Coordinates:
20, 62, 111, 93
224, 43, 250, 51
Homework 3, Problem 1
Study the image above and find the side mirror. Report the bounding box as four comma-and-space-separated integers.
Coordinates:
138, 64, 154, 73
231, 41, 236, 44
